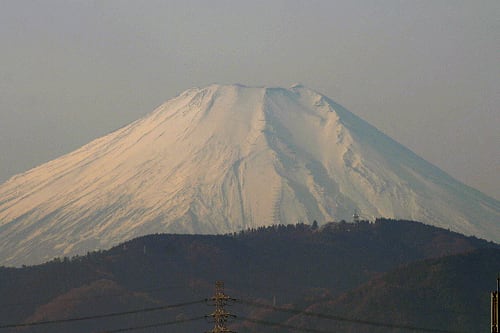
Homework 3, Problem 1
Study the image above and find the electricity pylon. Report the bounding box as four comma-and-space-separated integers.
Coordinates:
206, 281, 237, 333
492, 276, 499, 333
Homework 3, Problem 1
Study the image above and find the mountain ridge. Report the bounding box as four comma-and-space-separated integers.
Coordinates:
0, 219, 497, 333
0, 84, 498, 265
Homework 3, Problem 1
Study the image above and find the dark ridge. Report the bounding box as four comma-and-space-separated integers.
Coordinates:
0, 219, 496, 333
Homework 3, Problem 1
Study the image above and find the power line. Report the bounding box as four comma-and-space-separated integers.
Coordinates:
98, 316, 206, 333
235, 316, 332, 333
0, 299, 204, 330
238, 299, 467, 333
0, 289, 476, 333
0, 282, 191, 308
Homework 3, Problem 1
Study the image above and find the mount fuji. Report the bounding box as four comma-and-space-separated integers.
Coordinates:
0, 84, 498, 266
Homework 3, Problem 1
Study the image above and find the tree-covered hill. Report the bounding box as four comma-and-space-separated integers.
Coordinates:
0, 219, 496, 333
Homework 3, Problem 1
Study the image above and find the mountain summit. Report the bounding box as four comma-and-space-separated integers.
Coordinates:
0, 84, 498, 265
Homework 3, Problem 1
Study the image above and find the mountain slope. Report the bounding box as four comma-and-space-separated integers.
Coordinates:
278, 247, 500, 333
0, 84, 498, 265
0, 220, 496, 333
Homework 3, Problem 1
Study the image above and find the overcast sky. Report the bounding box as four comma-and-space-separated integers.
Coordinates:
0, 0, 499, 200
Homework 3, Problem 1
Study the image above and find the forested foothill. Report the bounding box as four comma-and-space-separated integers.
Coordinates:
0, 218, 497, 332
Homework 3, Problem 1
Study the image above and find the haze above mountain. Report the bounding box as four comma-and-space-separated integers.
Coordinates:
0, 84, 498, 266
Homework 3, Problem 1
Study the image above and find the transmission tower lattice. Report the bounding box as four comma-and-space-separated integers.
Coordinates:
205, 281, 237, 333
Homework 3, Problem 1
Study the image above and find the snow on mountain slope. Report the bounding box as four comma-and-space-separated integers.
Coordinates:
0, 84, 498, 266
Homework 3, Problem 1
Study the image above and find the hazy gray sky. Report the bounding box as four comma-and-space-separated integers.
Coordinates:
0, 0, 499, 200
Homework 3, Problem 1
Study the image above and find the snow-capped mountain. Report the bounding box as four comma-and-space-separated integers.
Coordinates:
0, 84, 498, 266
